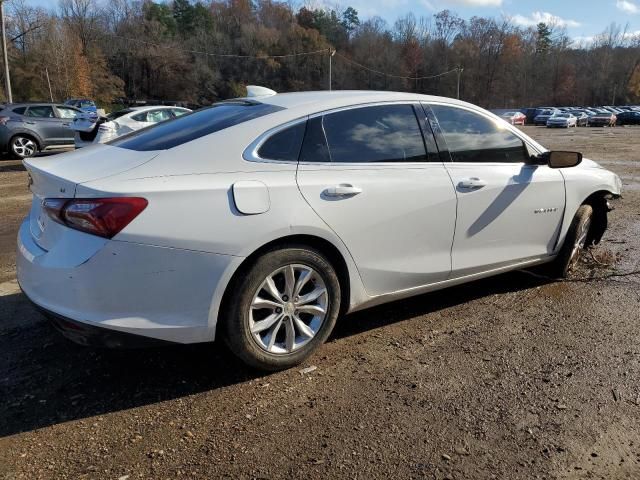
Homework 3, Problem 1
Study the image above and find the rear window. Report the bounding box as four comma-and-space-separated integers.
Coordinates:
110, 101, 284, 151
107, 109, 134, 120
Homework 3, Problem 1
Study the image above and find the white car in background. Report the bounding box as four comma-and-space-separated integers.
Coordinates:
17, 89, 622, 370
71, 105, 191, 148
547, 112, 578, 128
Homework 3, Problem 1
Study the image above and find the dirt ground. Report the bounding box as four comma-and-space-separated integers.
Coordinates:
1, 126, 639, 480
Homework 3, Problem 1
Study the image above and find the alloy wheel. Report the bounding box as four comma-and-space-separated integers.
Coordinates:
12, 136, 36, 158
249, 264, 328, 354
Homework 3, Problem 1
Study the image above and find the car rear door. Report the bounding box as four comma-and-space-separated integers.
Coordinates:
426, 103, 566, 277
295, 103, 457, 297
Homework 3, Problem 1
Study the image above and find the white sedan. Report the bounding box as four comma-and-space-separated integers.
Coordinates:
547, 113, 578, 128
71, 105, 191, 148
17, 90, 622, 370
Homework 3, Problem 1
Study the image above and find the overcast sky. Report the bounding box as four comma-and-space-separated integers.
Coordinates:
23, 0, 640, 44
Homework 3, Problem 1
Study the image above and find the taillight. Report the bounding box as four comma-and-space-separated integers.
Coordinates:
43, 197, 147, 238
0, 116, 10, 126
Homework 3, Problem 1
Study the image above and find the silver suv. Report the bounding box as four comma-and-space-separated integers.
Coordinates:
0, 103, 82, 159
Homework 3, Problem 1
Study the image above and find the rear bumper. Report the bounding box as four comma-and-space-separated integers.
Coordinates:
32, 302, 171, 348
17, 218, 242, 344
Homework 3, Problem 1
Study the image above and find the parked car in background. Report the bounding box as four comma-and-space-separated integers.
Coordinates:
0, 103, 81, 159
17, 90, 622, 370
547, 113, 578, 128
523, 108, 540, 125
568, 111, 590, 126
72, 105, 191, 148
64, 98, 98, 115
589, 111, 617, 127
534, 109, 558, 126
501, 111, 526, 125
615, 111, 640, 125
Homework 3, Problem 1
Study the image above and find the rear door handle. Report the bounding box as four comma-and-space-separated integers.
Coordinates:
457, 177, 487, 190
323, 184, 363, 197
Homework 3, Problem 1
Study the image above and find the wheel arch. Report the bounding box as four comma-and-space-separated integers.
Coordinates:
214, 233, 357, 340
582, 189, 615, 245
9, 131, 42, 152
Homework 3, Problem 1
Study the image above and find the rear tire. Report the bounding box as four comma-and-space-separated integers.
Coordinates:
548, 205, 593, 278
222, 246, 341, 371
10, 135, 38, 159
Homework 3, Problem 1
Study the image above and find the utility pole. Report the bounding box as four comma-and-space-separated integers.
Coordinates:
329, 49, 335, 91
0, 0, 11, 103
45, 68, 53, 102
456, 67, 464, 100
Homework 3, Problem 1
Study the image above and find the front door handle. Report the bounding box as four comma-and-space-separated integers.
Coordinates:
323, 184, 363, 197
457, 177, 487, 190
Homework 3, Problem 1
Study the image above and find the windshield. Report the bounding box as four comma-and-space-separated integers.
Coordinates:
110, 101, 284, 151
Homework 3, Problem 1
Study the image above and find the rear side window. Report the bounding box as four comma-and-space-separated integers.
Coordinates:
430, 105, 529, 163
26, 106, 55, 118
172, 108, 190, 117
107, 109, 133, 120
321, 104, 427, 163
111, 101, 284, 151
12, 107, 26, 115
257, 122, 306, 161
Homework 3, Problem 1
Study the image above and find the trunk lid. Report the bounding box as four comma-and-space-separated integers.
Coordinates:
24, 145, 159, 251
71, 113, 99, 133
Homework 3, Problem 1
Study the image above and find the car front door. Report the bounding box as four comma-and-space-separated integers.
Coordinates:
53, 106, 81, 144
295, 103, 458, 297
427, 103, 566, 277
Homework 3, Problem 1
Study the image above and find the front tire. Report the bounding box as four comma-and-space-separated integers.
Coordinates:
10, 135, 38, 159
549, 205, 593, 278
222, 246, 341, 371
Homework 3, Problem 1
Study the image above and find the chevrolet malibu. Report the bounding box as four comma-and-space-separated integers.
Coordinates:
17, 90, 622, 370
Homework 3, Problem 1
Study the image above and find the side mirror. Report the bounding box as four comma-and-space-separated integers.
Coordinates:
548, 151, 582, 168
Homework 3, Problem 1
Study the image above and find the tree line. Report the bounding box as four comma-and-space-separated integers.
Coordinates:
6, 0, 640, 109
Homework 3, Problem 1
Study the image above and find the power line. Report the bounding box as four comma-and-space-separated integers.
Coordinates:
335, 52, 459, 81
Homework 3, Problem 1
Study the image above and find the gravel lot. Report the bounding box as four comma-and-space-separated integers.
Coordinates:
1, 126, 639, 480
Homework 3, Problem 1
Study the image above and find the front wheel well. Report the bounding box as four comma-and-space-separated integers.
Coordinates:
217, 235, 351, 337
582, 190, 614, 245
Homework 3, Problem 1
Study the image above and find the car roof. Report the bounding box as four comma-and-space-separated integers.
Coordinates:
127, 105, 185, 112
6, 102, 65, 107
251, 90, 475, 115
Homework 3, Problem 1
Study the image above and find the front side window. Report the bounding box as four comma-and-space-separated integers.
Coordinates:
26, 106, 55, 118
257, 122, 306, 161
321, 104, 427, 163
111, 101, 283, 151
57, 107, 79, 119
430, 105, 529, 163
